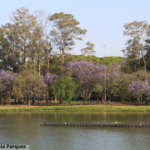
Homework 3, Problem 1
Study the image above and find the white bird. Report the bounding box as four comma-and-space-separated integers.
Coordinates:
104, 108, 106, 111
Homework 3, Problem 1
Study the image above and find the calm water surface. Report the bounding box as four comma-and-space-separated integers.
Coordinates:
0, 111, 150, 150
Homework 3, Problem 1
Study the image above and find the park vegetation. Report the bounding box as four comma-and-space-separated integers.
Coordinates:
1, 8, 150, 106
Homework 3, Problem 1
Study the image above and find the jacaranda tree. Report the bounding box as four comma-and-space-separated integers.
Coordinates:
128, 80, 150, 104
65, 61, 105, 103
0, 70, 15, 105
44, 73, 59, 102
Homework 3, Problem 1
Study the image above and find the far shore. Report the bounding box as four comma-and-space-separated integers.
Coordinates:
0, 104, 150, 112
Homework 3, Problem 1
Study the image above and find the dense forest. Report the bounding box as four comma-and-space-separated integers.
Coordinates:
1, 7, 150, 105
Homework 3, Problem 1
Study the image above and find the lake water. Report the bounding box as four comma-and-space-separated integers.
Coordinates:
0, 111, 150, 150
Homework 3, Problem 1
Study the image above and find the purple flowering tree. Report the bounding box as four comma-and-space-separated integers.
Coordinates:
44, 73, 59, 102
128, 80, 150, 104
0, 70, 15, 105
93, 65, 121, 104
44, 73, 59, 84
65, 60, 105, 103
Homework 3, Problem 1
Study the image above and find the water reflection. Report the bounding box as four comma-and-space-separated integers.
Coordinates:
0, 111, 150, 150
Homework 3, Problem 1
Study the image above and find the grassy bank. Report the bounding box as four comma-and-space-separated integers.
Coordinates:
0, 105, 150, 112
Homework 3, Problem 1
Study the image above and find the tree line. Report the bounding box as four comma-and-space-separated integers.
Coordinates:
1, 7, 150, 105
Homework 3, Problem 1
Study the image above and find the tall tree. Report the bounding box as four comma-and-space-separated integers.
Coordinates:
35, 11, 52, 74
29, 25, 45, 75
123, 21, 149, 72
81, 41, 96, 56
28, 10, 53, 75
48, 12, 87, 65
0, 28, 11, 70
2, 7, 37, 72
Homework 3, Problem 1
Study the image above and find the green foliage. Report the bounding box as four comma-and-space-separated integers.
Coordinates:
2, 7, 37, 73
12, 70, 47, 100
81, 41, 96, 56
49, 12, 87, 64
93, 84, 104, 100
0, 28, 11, 70
2, 7, 150, 104
115, 74, 132, 100
52, 77, 81, 101
122, 20, 150, 72
100, 56, 122, 66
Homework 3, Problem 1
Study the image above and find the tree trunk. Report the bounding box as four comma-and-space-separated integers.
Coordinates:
39, 59, 40, 75
101, 98, 105, 104
5, 96, 8, 105
49, 100, 52, 105
46, 100, 48, 105
44, 97, 46, 103
128, 98, 130, 104
46, 36, 49, 73
107, 99, 110, 104
6, 96, 11, 105
32, 97, 35, 105
44, 91, 46, 103
34, 58, 36, 73
143, 58, 146, 72
1, 99, 3, 106
24, 96, 27, 105
24, 39, 26, 66
38, 94, 41, 105
28, 97, 30, 106
140, 98, 142, 104
44, 96, 46, 104
55, 97, 57, 104
68, 101, 70, 105
8, 96, 10, 105
60, 100, 62, 104
62, 49, 64, 65
145, 98, 148, 105
83, 99, 87, 104
46, 96, 49, 105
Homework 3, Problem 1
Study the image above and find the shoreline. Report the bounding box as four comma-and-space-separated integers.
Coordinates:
0, 105, 150, 112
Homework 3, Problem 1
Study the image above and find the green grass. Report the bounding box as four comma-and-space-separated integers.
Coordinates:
0, 105, 150, 112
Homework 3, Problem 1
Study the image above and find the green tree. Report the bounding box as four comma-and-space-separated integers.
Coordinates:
2, 7, 37, 72
32, 11, 52, 75
81, 41, 96, 56
93, 84, 104, 103
12, 73, 23, 104
100, 56, 122, 66
29, 25, 45, 75
49, 12, 87, 65
115, 74, 132, 103
0, 28, 11, 70
52, 77, 80, 104
122, 21, 149, 72
12, 70, 47, 106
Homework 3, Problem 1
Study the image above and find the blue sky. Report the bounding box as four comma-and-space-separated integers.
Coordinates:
0, 0, 150, 57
